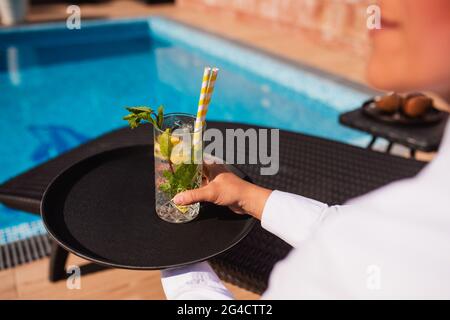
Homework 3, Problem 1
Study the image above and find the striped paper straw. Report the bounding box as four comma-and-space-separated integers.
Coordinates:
193, 67, 219, 149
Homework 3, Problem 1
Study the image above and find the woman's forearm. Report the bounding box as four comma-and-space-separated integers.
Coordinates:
239, 183, 273, 220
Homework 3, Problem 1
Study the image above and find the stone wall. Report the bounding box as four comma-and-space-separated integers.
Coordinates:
177, 0, 372, 54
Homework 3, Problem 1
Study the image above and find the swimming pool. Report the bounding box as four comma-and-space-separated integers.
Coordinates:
0, 17, 372, 243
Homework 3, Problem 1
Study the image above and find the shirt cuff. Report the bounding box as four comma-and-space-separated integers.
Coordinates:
161, 262, 234, 300
261, 190, 329, 246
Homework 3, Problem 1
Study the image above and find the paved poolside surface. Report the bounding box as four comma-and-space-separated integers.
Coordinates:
25, 0, 368, 83
0, 0, 447, 299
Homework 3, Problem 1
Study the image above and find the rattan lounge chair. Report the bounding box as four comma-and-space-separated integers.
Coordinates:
0, 122, 426, 294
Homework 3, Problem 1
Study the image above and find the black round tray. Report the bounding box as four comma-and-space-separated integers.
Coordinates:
362, 99, 446, 126
41, 145, 256, 270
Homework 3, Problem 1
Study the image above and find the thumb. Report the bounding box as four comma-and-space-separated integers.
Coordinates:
173, 186, 215, 205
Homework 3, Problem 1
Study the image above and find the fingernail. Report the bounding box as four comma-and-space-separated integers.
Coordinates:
173, 194, 184, 205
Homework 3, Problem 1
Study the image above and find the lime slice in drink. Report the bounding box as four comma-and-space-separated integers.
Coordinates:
154, 133, 181, 160
170, 136, 180, 145
170, 149, 191, 164
154, 142, 165, 160
171, 201, 189, 214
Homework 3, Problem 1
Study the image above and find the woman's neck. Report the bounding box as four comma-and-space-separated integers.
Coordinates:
442, 90, 450, 104
435, 83, 450, 104
427, 83, 450, 111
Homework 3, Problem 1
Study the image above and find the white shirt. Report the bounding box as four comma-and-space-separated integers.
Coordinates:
161, 123, 450, 299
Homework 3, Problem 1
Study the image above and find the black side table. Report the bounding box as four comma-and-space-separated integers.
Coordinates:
339, 108, 449, 158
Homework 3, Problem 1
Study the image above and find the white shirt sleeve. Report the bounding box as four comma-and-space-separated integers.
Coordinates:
161, 123, 450, 299
261, 190, 340, 247
261, 124, 450, 299
161, 190, 335, 299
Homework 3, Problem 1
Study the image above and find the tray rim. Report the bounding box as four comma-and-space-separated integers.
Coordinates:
40, 144, 256, 270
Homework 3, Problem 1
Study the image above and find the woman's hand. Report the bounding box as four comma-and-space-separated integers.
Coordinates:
172, 164, 272, 220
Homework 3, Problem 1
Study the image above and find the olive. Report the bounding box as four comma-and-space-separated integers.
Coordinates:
402, 95, 433, 118
375, 92, 402, 113
405, 92, 426, 101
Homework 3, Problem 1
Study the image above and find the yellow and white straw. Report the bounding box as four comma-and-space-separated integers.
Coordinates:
193, 67, 219, 149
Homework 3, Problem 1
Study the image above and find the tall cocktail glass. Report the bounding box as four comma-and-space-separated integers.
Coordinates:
153, 113, 203, 223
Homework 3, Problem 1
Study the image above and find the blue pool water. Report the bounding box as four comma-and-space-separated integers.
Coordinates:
0, 17, 371, 243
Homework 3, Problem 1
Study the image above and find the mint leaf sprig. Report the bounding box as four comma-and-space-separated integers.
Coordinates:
160, 164, 201, 199
123, 105, 164, 129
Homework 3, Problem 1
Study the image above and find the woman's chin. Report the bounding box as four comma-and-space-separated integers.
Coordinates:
366, 60, 409, 92
366, 67, 393, 92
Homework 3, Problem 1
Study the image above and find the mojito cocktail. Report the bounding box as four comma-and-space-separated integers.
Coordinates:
154, 113, 203, 223
123, 66, 218, 223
